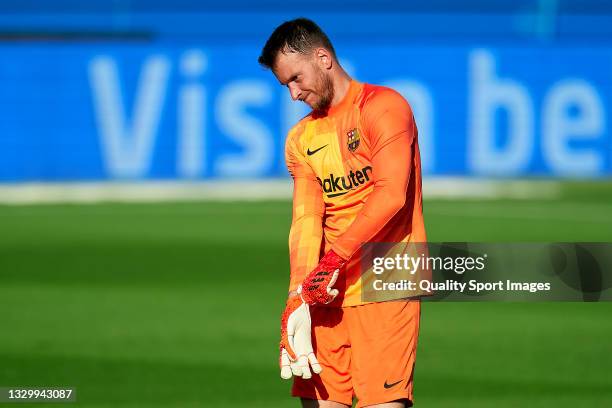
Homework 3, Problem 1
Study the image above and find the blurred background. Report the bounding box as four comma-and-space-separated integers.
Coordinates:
1, 1, 611, 407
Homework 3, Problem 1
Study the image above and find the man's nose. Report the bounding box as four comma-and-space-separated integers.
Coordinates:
288, 83, 302, 101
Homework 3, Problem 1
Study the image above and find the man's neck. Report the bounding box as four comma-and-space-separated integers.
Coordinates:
330, 73, 352, 108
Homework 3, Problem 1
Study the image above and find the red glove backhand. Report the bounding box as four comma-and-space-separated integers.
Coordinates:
300, 250, 346, 305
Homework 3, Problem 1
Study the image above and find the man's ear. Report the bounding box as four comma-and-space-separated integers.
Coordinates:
315, 48, 333, 70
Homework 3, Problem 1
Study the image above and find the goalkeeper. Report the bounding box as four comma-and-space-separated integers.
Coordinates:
259, 18, 426, 408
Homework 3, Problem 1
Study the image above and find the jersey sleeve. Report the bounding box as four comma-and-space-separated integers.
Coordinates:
286, 133, 325, 291
331, 88, 417, 260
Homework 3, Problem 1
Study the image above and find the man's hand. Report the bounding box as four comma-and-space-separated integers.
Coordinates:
300, 250, 346, 305
279, 295, 322, 380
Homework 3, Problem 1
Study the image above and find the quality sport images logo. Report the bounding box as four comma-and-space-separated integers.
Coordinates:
316, 166, 372, 198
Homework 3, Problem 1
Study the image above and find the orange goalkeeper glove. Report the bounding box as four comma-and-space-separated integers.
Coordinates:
300, 250, 347, 305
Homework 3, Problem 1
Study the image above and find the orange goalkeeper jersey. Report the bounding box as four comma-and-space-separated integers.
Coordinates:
285, 80, 426, 307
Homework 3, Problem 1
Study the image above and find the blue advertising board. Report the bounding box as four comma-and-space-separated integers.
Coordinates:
0, 44, 610, 181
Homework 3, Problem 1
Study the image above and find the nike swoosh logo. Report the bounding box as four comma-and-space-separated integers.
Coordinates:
384, 380, 402, 389
307, 144, 328, 156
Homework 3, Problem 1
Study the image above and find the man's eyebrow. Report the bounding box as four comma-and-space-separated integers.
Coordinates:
279, 74, 299, 86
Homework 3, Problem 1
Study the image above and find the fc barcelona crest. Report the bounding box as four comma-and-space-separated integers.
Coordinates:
347, 128, 361, 152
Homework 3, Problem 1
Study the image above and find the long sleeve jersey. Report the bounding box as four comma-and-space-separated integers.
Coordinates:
285, 80, 426, 307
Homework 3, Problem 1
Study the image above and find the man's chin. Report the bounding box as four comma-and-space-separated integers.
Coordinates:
310, 100, 331, 112
302, 96, 317, 110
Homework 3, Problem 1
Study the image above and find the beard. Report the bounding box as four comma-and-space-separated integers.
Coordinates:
311, 66, 334, 112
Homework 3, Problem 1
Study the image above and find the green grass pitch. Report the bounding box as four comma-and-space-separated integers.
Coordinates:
1, 182, 611, 407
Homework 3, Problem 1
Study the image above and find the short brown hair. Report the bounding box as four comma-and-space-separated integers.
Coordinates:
258, 18, 337, 69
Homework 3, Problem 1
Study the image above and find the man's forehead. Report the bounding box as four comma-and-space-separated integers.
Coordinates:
273, 51, 309, 79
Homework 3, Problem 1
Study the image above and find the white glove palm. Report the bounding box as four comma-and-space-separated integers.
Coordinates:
279, 299, 322, 380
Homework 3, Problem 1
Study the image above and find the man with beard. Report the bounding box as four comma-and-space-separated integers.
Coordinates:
258, 18, 426, 408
